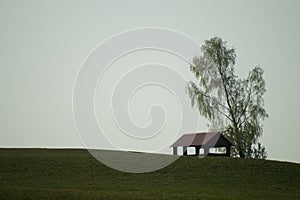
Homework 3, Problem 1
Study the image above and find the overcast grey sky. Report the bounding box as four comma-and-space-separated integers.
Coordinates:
1, 0, 300, 163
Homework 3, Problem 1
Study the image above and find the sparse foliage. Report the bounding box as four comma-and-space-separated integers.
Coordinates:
187, 37, 268, 158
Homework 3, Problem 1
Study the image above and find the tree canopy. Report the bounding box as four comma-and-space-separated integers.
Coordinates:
187, 37, 268, 158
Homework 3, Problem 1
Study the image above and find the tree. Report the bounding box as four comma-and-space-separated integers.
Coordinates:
187, 37, 268, 158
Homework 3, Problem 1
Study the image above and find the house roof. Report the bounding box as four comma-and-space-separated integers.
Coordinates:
170, 132, 233, 147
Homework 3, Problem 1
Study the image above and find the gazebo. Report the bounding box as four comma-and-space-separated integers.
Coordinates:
170, 132, 233, 156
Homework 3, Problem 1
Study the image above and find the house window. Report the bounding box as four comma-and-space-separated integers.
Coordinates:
187, 147, 195, 155
209, 147, 226, 154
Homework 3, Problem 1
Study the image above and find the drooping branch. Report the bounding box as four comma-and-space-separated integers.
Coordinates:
187, 82, 232, 122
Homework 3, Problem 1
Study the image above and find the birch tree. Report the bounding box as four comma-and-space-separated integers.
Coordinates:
187, 37, 268, 158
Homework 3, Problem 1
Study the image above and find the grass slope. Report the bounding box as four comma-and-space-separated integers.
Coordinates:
0, 149, 299, 200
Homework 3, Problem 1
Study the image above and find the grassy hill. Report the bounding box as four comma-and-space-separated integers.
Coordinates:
0, 149, 299, 200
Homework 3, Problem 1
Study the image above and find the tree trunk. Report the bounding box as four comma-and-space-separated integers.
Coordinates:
239, 151, 245, 158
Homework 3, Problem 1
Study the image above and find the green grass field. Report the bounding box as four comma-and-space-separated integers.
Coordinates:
0, 149, 299, 199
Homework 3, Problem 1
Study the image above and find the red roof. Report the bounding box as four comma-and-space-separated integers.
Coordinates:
170, 132, 233, 147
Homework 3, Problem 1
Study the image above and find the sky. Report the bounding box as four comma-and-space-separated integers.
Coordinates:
1, 0, 300, 163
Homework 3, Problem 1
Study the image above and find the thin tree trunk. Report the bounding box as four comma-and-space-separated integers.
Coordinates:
239, 151, 245, 158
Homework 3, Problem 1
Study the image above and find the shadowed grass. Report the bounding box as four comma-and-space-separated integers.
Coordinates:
0, 149, 299, 199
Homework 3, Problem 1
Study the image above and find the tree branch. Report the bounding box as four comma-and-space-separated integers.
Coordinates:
237, 86, 252, 125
